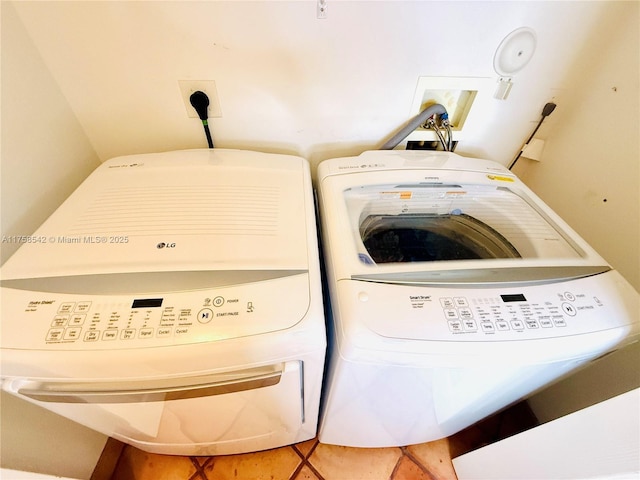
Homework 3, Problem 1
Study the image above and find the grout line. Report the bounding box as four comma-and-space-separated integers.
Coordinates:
290, 440, 325, 480
291, 438, 320, 460
289, 462, 305, 479
189, 456, 210, 480
300, 459, 326, 480
388, 451, 404, 480
289, 446, 307, 480
291, 445, 307, 460
401, 447, 439, 480
201, 456, 216, 470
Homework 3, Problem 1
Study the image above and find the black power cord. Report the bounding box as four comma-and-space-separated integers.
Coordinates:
189, 90, 214, 148
509, 102, 556, 170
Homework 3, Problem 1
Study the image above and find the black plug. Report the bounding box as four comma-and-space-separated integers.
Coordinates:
189, 91, 214, 148
189, 91, 210, 121
541, 102, 557, 117
509, 101, 557, 170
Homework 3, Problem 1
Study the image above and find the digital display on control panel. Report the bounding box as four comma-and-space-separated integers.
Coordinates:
500, 294, 527, 302
131, 298, 163, 308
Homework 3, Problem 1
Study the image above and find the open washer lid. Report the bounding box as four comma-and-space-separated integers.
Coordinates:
351, 183, 570, 265
319, 152, 611, 287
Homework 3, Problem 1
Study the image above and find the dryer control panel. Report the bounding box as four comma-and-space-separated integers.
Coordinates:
340, 270, 637, 342
1, 273, 310, 350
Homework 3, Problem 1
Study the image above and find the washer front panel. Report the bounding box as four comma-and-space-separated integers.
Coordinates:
339, 270, 634, 343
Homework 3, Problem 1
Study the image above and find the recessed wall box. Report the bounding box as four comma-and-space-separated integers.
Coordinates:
406, 77, 492, 144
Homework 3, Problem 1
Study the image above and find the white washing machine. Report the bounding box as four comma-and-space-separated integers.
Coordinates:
316, 150, 639, 448
1, 149, 326, 456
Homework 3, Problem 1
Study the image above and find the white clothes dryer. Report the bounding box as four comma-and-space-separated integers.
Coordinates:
1, 149, 326, 456
316, 150, 639, 448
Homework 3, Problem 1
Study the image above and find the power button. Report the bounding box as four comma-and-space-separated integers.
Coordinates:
213, 296, 225, 307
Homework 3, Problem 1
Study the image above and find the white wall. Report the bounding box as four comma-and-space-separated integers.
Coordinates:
514, 1, 640, 423
9, 1, 610, 169
1, 1, 100, 263
1, 3, 106, 478
514, 1, 639, 292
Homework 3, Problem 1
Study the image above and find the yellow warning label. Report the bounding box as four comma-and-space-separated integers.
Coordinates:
487, 175, 514, 182
381, 191, 413, 199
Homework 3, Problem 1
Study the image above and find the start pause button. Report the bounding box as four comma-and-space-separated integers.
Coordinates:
198, 308, 213, 323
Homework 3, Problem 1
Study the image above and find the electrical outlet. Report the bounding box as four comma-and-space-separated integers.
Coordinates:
407, 77, 492, 142
178, 80, 222, 118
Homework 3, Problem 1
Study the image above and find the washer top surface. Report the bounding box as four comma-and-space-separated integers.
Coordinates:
3, 149, 312, 281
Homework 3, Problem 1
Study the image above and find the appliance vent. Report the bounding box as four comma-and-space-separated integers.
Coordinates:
68, 185, 280, 236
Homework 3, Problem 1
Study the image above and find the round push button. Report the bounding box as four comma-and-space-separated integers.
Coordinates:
213, 296, 225, 307
562, 302, 577, 317
198, 308, 214, 323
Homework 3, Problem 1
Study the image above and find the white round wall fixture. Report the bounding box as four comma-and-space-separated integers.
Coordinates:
493, 27, 537, 76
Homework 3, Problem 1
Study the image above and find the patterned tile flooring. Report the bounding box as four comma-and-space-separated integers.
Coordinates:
111, 437, 455, 480
107, 402, 537, 480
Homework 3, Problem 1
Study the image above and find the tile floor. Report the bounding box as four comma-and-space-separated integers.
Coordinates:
110, 437, 454, 480
105, 402, 538, 480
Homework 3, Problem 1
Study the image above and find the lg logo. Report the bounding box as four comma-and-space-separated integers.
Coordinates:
156, 242, 177, 249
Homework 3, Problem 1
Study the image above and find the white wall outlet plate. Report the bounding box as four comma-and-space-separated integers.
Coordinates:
407, 76, 492, 142
178, 80, 222, 118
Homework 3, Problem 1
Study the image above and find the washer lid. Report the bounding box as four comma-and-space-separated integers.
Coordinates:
319, 151, 610, 286
1, 149, 313, 281
337, 181, 609, 285
348, 182, 582, 265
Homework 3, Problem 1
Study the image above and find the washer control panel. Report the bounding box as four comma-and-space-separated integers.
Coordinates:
348, 271, 633, 342
2, 274, 310, 350
436, 291, 592, 336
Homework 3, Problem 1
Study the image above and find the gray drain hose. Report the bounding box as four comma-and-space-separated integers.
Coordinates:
380, 103, 447, 150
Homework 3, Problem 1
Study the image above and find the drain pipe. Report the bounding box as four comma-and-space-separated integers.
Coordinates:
380, 103, 448, 150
